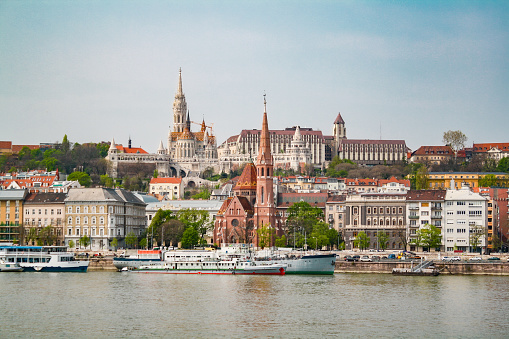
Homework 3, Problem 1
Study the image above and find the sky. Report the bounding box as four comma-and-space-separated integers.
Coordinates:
1, 0, 508, 152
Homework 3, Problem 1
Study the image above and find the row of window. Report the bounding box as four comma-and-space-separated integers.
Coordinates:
68, 216, 105, 225
354, 207, 404, 215
25, 209, 62, 215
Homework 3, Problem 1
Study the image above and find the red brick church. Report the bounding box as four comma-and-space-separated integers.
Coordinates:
213, 98, 284, 247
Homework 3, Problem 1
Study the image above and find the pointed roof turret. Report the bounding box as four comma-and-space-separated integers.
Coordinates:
109, 137, 117, 152
256, 94, 273, 165
293, 126, 302, 142
177, 67, 183, 96
334, 112, 345, 124
186, 110, 191, 130
201, 118, 206, 132
157, 140, 165, 152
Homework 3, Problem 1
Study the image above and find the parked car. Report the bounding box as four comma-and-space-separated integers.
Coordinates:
487, 257, 501, 261
442, 256, 461, 262
360, 255, 372, 262
387, 254, 396, 259
352, 255, 360, 261
344, 256, 355, 262
371, 255, 381, 261
469, 257, 482, 261
407, 255, 421, 260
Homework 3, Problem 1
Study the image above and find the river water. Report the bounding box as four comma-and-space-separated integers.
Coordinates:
1, 272, 508, 338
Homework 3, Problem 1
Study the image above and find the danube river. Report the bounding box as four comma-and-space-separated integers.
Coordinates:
1, 272, 508, 338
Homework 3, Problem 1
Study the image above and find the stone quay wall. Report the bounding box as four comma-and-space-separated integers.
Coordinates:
335, 261, 509, 275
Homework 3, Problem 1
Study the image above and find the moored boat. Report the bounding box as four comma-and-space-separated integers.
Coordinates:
0, 246, 89, 272
130, 258, 286, 275
0, 259, 23, 272
113, 249, 164, 270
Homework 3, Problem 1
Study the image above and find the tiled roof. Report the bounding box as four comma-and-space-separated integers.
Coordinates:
150, 177, 182, 184
412, 146, 453, 156
406, 190, 446, 201
334, 113, 344, 124
473, 142, 509, 152
24, 192, 67, 204
234, 162, 257, 190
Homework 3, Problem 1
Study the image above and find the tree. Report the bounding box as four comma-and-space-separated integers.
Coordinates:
62, 134, 70, 154
79, 235, 91, 249
469, 225, 485, 253
376, 230, 389, 251
110, 238, 119, 251
68, 171, 92, 187
125, 232, 138, 249
139, 238, 147, 249
414, 165, 429, 190
353, 231, 370, 250
286, 201, 324, 241
68, 240, 75, 249
497, 157, 509, 173
413, 224, 442, 250
479, 174, 499, 188
443, 130, 467, 158
100, 174, 114, 188
39, 226, 57, 246
191, 187, 211, 200
181, 227, 199, 249
26, 228, 38, 245
153, 169, 159, 178
275, 235, 287, 247
310, 221, 333, 250
176, 209, 212, 243
257, 222, 274, 249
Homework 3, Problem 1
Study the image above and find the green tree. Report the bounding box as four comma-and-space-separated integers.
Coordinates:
79, 235, 91, 249
257, 222, 274, 249
497, 157, 509, 173
469, 225, 485, 253
181, 227, 199, 249
125, 232, 138, 249
191, 187, 211, 200
68, 171, 92, 187
100, 174, 114, 187
176, 209, 212, 244
413, 224, 442, 250
68, 240, 75, 249
26, 228, 38, 245
153, 169, 159, 178
110, 238, 119, 250
309, 221, 333, 250
275, 235, 287, 247
353, 231, 370, 250
479, 174, 499, 188
376, 230, 389, 251
39, 226, 57, 245
62, 134, 70, 154
414, 165, 429, 190
286, 201, 324, 239
139, 238, 148, 249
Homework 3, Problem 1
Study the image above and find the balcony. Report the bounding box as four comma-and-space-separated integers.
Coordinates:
431, 214, 442, 219
408, 215, 419, 219
431, 206, 442, 211
408, 207, 419, 211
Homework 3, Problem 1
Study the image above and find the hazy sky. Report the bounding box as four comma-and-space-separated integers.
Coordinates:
1, 1, 508, 152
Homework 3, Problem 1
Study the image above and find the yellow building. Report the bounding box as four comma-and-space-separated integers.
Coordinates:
427, 172, 509, 189
0, 189, 28, 244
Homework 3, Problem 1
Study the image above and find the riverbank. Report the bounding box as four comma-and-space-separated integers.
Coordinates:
335, 260, 509, 275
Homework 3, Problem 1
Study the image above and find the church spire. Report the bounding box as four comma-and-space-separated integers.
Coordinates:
177, 67, 183, 96
257, 94, 272, 165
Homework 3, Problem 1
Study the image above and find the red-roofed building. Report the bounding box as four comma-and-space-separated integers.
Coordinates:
410, 146, 454, 165
0, 141, 40, 156
344, 178, 378, 193
378, 177, 411, 193
473, 142, 509, 162
149, 177, 183, 199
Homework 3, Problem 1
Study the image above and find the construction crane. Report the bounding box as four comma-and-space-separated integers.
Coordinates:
191, 121, 214, 135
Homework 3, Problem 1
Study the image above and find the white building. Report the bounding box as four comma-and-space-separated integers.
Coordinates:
443, 184, 488, 253
149, 177, 183, 199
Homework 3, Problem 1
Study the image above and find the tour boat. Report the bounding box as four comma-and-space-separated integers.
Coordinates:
130, 258, 286, 275
0, 246, 89, 272
113, 249, 164, 270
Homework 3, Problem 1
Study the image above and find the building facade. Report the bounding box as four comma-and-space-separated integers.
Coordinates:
23, 192, 66, 246
0, 189, 27, 244
64, 188, 146, 250
343, 193, 407, 251
149, 177, 183, 199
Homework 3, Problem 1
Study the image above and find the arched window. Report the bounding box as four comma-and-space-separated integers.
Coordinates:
261, 187, 264, 204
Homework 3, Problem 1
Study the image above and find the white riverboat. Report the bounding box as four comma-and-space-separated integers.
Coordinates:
131, 257, 286, 275
112, 249, 164, 270
0, 246, 89, 272
0, 259, 23, 272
